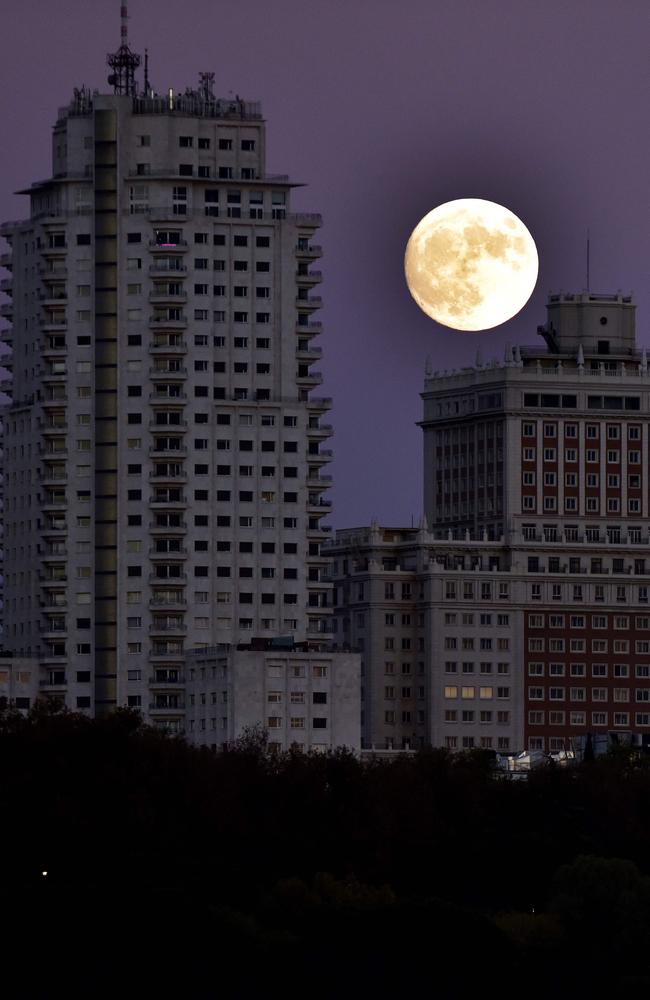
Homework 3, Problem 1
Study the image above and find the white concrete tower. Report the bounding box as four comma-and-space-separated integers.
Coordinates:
0, 15, 332, 731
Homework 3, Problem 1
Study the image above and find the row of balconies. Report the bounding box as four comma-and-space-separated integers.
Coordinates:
35, 672, 185, 689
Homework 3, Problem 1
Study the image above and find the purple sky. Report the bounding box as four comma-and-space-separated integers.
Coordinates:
1, 0, 648, 528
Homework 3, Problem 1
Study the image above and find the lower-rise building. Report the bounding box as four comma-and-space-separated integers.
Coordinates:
185, 639, 360, 752
327, 523, 522, 752
0, 654, 40, 712
328, 290, 650, 756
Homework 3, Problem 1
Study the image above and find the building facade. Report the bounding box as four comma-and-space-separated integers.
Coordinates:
186, 640, 360, 753
0, 37, 334, 733
330, 292, 650, 755
327, 523, 522, 752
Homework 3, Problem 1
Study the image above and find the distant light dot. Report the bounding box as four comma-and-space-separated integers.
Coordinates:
41, 871, 48, 877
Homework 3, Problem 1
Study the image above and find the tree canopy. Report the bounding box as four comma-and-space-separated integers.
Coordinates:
1, 704, 649, 997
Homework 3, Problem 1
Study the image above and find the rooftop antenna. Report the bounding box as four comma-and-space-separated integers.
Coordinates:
586, 228, 590, 291
143, 48, 150, 96
107, 1, 141, 96
199, 72, 216, 101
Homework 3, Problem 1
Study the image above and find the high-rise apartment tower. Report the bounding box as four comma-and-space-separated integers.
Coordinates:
0, 19, 332, 730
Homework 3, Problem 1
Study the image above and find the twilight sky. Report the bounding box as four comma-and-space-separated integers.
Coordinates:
0, 0, 648, 528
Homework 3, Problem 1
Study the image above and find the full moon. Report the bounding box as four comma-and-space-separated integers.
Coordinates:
404, 198, 538, 331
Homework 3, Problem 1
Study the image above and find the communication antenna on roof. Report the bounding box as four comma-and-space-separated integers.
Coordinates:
586, 228, 590, 291
143, 48, 150, 95
199, 72, 216, 101
107, 1, 141, 96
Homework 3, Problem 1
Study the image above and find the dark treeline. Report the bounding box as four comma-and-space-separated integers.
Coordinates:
2, 706, 650, 997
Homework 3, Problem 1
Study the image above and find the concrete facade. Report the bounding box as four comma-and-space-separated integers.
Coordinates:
185, 642, 360, 753
0, 61, 333, 733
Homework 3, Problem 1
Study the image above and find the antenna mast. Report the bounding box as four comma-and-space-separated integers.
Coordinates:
586, 228, 590, 291
107, 1, 141, 96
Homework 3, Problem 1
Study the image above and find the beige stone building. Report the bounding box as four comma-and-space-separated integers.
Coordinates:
329, 292, 650, 756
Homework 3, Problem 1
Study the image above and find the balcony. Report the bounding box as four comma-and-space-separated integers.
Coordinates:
296, 370, 323, 387
41, 343, 67, 358
149, 699, 185, 711
308, 524, 333, 538
0, 253, 12, 268
40, 544, 67, 558
39, 621, 67, 635
149, 239, 188, 251
149, 470, 188, 483
41, 395, 68, 408
295, 295, 322, 310
296, 270, 322, 287
149, 595, 187, 609
38, 287, 67, 302
39, 469, 67, 485
0, 303, 13, 319
296, 345, 322, 361
0, 278, 12, 294
40, 243, 68, 256
149, 546, 187, 557
41, 521, 68, 536
38, 263, 67, 277
296, 320, 322, 337
40, 497, 67, 512
149, 572, 187, 584
295, 243, 322, 259
307, 449, 332, 466
149, 669, 185, 682
149, 262, 188, 277
306, 396, 332, 410
306, 476, 332, 494
149, 366, 187, 380
149, 390, 187, 403
149, 444, 187, 458
149, 419, 188, 431
307, 423, 333, 439
40, 320, 67, 334
41, 363, 67, 378
149, 623, 187, 635
149, 315, 188, 329
39, 571, 68, 584
149, 291, 188, 305
41, 421, 68, 434
149, 519, 187, 532
40, 599, 68, 611
149, 496, 188, 509
308, 497, 332, 510
148, 340, 187, 355
40, 443, 68, 457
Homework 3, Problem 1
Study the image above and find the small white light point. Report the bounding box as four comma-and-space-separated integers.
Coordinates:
404, 198, 538, 331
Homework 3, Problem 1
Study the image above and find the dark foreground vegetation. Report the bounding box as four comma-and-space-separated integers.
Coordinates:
2, 707, 650, 997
